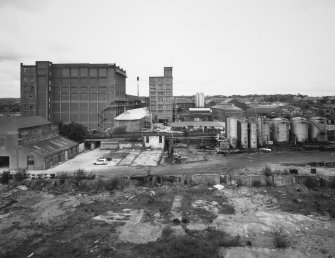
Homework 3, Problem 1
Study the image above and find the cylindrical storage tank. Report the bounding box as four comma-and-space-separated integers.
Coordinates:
227, 117, 238, 148
309, 117, 328, 142
290, 117, 308, 143
261, 118, 271, 145
258, 118, 271, 146
238, 119, 248, 149
249, 122, 257, 149
271, 118, 289, 143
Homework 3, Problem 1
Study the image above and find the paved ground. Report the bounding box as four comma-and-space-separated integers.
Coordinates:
29, 148, 335, 179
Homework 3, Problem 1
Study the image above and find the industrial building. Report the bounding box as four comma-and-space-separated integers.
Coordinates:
20, 61, 142, 131
212, 104, 245, 121
114, 107, 152, 132
149, 67, 173, 123
195, 92, 205, 108
0, 116, 78, 170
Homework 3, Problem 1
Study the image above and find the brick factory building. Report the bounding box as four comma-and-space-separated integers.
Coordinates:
20, 61, 142, 131
149, 67, 173, 123
0, 116, 78, 170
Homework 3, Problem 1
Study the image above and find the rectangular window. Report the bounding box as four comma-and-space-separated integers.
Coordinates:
146, 136, 149, 143
27, 156, 34, 165
159, 135, 162, 143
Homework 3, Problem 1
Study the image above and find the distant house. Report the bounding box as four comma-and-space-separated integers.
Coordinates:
246, 104, 282, 117
0, 116, 78, 170
114, 107, 152, 132
280, 105, 302, 117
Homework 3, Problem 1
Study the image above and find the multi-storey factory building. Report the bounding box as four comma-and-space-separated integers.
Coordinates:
149, 67, 173, 123
20, 61, 128, 130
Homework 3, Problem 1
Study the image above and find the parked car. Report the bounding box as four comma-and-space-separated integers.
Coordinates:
93, 158, 107, 165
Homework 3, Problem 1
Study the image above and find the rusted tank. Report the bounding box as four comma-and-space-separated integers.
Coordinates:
249, 122, 257, 149
258, 118, 271, 146
271, 118, 289, 143
226, 117, 238, 148
290, 117, 308, 143
238, 119, 248, 149
309, 117, 328, 142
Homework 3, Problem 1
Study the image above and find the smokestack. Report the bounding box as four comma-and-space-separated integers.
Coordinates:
137, 76, 139, 97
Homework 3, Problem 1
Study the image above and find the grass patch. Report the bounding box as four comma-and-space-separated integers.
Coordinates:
252, 180, 262, 187
135, 227, 240, 258
273, 228, 288, 248
0, 170, 11, 184
303, 177, 319, 188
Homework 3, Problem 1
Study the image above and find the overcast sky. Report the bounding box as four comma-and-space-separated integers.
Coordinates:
0, 0, 335, 98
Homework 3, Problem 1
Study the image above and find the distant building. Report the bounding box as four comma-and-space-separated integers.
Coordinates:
20, 61, 137, 131
114, 107, 152, 132
195, 92, 205, 108
173, 97, 195, 121
176, 108, 212, 122
212, 104, 245, 121
0, 116, 78, 170
149, 67, 173, 123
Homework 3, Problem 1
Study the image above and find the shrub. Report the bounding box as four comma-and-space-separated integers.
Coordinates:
13, 168, 28, 181
329, 208, 335, 219
57, 172, 69, 184
74, 169, 86, 181
0, 170, 11, 184
263, 166, 273, 177
328, 178, 335, 189
104, 178, 120, 192
303, 176, 319, 188
161, 226, 173, 238
206, 227, 240, 247
111, 126, 127, 135
252, 180, 262, 187
273, 228, 288, 248
236, 179, 243, 187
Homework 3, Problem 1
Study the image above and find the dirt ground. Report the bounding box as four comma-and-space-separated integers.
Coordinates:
29, 148, 335, 179
1, 180, 335, 258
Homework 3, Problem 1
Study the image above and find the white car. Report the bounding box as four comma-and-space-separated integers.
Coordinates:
93, 158, 107, 165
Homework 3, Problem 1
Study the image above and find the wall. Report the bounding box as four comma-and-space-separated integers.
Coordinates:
115, 119, 143, 132
0, 133, 18, 169
144, 135, 165, 149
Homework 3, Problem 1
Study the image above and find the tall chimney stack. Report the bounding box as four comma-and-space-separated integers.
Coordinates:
137, 76, 139, 97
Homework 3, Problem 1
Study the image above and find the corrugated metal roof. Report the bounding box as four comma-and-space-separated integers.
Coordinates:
174, 97, 193, 104
211, 104, 243, 111
170, 121, 224, 128
114, 108, 150, 121
0, 116, 51, 133
23, 136, 78, 157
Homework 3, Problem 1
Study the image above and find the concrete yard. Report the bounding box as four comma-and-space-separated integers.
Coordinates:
131, 149, 163, 167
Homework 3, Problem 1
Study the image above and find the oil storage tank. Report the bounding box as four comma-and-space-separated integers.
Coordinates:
226, 117, 238, 148
271, 118, 289, 143
258, 118, 271, 146
249, 122, 257, 149
309, 117, 328, 142
238, 119, 248, 149
290, 117, 308, 143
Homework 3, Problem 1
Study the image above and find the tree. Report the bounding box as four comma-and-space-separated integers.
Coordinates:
59, 122, 89, 142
